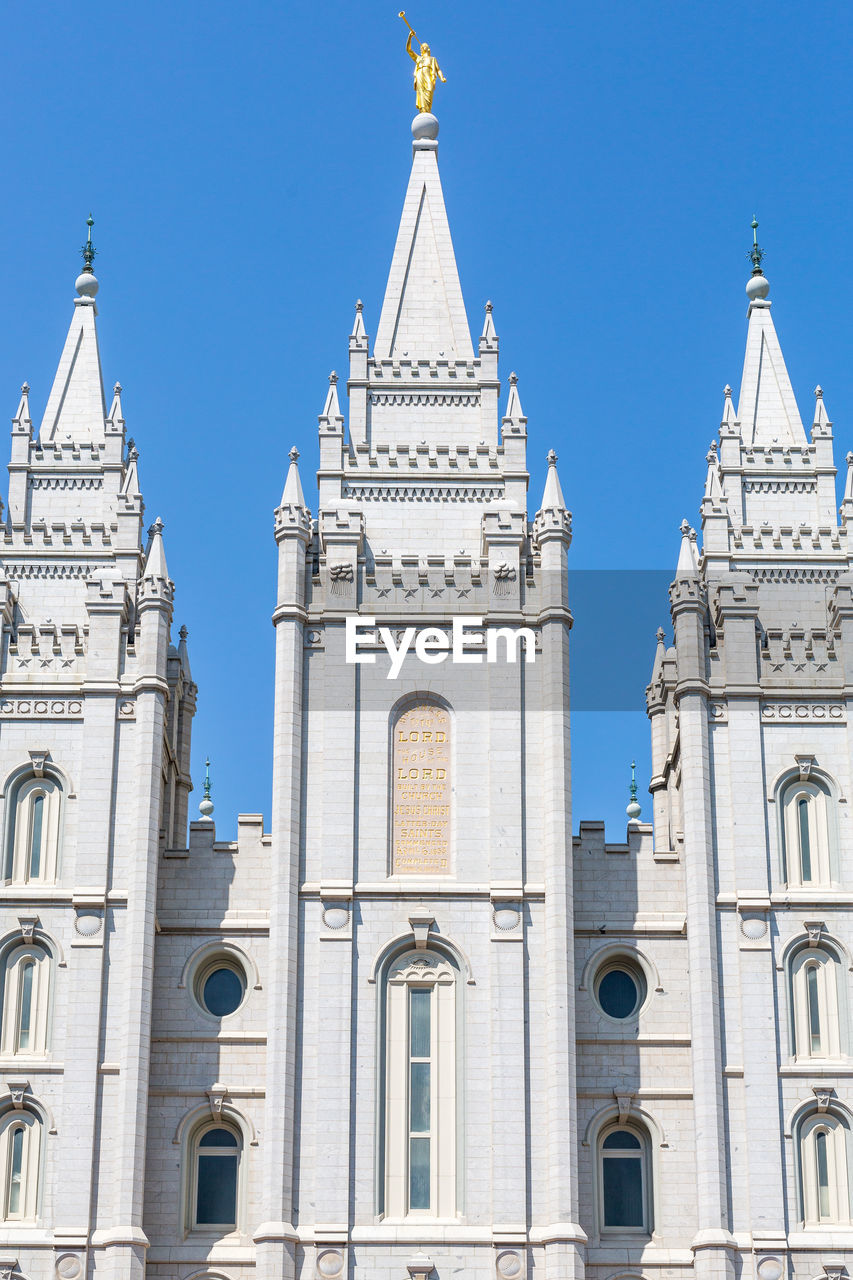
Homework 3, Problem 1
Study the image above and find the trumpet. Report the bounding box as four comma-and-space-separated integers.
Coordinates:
399, 10, 417, 38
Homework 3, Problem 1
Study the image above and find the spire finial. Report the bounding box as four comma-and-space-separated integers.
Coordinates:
547, 448, 557, 466
199, 756, 215, 821
289, 445, 300, 463
746, 217, 770, 303
626, 760, 642, 821
75, 214, 99, 299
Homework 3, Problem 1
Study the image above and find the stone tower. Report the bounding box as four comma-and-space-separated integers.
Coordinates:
646, 241, 853, 1280
0, 250, 195, 1280
259, 110, 580, 1280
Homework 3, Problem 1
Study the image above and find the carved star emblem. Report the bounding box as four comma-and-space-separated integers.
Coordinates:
17, 659, 30, 669
40, 659, 52, 669
430, 588, 444, 598
376, 588, 391, 597
456, 588, 470, 598
404, 589, 418, 599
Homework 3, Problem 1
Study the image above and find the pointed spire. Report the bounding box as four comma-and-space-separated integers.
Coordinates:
688, 525, 700, 571
626, 760, 642, 822
736, 223, 805, 447
651, 626, 667, 681
812, 384, 832, 434
321, 371, 341, 421
373, 122, 473, 361
143, 516, 169, 581
479, 300, 498, 351
720, 384, 738, 433
840, 452, 853, 525
350, 299, 367, 344
121, 439, 140, 495
675, 518, 697, 577
704, 442, 723, 500
281, 445, 307, 508
177, 624, 192, 680
540, 449, 567, 511
198, 757, 214, 821
107, 381, 124, 429
13, 383, 32, 431
39, 220, 107, 443
504, 371, 525, 423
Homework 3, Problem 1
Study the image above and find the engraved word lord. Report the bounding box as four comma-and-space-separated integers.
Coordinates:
392, 703, 451, 874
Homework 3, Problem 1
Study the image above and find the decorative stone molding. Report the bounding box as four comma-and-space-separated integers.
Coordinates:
795, 753, 816, 781
28, 748, 49, 777
805, 920, 826, 947
17, 914, 38, 941
754, 1256, 783, 1280
6, 1079, 29, 1109
495, 1250, 524, 1279
408, 914, 435, 950
406, 1253, 434, 1280
316, 1248, 346, 1278
55, 1254, 83, 1280
821, 1260, 847, 1280
614, 1090, 635, 1123
812, 1085, 834, 1113
0, 1259, 18, 1280
0, 699, 83, 718
206, 1083, 230, 1119
760, 703, 844, 722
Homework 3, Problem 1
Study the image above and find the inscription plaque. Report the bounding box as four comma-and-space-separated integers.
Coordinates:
392, 703, 451, 874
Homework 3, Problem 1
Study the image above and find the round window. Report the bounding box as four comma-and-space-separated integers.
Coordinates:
194, 959, 247, 1018
595, 962, 646, 1020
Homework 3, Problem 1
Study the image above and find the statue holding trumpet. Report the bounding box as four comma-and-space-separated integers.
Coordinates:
399, 11, 446, 114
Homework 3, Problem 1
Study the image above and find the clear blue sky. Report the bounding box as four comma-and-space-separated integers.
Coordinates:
2, 1, 851, 838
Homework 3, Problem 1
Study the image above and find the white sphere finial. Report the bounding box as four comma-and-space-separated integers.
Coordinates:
75, 271, 99, 298
198, 756, 214, 821
412, 112, 439, 141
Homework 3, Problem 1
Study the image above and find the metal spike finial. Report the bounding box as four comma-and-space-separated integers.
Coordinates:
626, 759, 642, 821
199, 756, 215, 821
81, 214, 96, 274
748, 216, 765, 275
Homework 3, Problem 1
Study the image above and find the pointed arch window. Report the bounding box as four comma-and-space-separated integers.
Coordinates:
598, 1123, 652, 1233
187, 1121, 243, 1233
781, 778, 834, 887
380, 948, 459, 1219
797, 1110, 853, 1225
788, 945, 845, 1061
0, 1108, 41, 1222
4, 774, 63, 885
0, 945, 51, 1057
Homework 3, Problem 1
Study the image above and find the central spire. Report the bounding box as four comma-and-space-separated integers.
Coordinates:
373, 115, 473, 362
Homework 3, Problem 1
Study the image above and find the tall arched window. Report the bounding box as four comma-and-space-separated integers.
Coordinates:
789, 945, 845, 1060
0, 1108, 42, 1222
0, 944, 51, 1057
4, 774, 63, 884
798, 1110, 853, 1224
188, 1121, 242, 1233
780, 778, 834, 887
598, 1123, 652, 1233
381, 948, 459, 1219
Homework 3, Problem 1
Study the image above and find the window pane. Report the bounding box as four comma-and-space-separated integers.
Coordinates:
199, 1128, 238, 1148
410, 988, 430, 1057
603, 1129, 641, 1150
807, 965, 822, 1054
410, 1062, 430, 1133
598, 969, 639, 1019
18, 961, 34, 1050
202, 968, 243, 1017
196, 1153, 238, 1225
602, 1155, 644, 1227
816, 1130, 830, 1218
29, 795, 44, 878
409, 1136, 430, 1209
7, 1126, 23, 1215
798, 797, 812, 881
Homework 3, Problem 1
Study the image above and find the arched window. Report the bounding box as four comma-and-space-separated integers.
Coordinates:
381, 948, 459, 1219
780, 778, 834, 887
797, 1110, 853, 1224
4, 774, 62, 884
599, 1124, 652, 1233
789, 945, 845, 1060
0, 1108, 41, 1222
0, 944, 51, 1057
188, 1122, 242, 1232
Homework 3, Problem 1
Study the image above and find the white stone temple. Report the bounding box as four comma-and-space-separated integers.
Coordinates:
0, 110, 852, 1280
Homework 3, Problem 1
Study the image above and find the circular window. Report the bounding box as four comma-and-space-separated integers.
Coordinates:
193, 958, 247, 1018
594, 961, 647, 1020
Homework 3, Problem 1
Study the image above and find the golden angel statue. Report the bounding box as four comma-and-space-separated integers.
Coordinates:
400, 12, 446, 113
